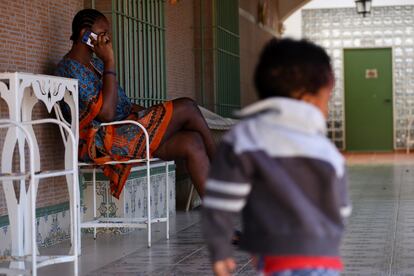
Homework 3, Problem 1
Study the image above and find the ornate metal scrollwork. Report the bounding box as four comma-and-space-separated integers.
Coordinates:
31, 79, 67, 113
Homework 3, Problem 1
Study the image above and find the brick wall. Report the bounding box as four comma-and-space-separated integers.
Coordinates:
0, 0, 83, 216
165, 0, 196, 100
193, 0, 281, 111
0, 0, 282, 216
239, 0, 280, 107
0, 0, 198, 215
193, 0, 215, 111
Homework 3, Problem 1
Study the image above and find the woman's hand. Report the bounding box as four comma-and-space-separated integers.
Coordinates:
91, 33, 114, 66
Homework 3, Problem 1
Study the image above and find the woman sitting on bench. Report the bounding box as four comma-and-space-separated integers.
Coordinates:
56, 9, 214, 199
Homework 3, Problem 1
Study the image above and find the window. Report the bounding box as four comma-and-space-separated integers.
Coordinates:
109, 0, 167, 107
213, 0, 240, 117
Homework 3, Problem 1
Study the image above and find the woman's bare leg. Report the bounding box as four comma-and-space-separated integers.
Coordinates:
161, 98, 216, 160
154, 130, 208, 197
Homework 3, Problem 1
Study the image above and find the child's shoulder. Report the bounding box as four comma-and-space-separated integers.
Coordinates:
221, 116, 264, 155
224, 114, 345, 177
223, 117, 255, 141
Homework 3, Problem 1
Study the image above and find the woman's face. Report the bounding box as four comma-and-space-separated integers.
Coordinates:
91, 17, 111, 37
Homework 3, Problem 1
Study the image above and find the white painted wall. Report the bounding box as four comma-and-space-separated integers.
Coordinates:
304, 0, 414, 9
283, 0, 414, 39
283, 9, 302, 39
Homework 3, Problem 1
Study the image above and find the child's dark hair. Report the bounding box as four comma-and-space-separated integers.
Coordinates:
254, 38, 333, 99
70, 9, 106, 41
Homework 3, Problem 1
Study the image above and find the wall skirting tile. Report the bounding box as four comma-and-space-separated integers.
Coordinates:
0, 163, 176, 256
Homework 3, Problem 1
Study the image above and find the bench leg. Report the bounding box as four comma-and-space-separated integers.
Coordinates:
185, 185, 194, 212
166, 162, 170, 240
93, 168, 97, 239
147, 160, 151, 248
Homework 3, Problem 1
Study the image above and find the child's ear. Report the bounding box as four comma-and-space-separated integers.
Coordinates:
300, 93, 317, 105
291, 90, 307, 100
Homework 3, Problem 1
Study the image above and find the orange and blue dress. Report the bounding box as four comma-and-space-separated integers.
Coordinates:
56, 57, 172, 199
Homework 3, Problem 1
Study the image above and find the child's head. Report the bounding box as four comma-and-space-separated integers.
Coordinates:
254, 38, 334, 117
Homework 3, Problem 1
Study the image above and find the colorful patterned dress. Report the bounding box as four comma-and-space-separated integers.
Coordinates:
56, 57, 173, 198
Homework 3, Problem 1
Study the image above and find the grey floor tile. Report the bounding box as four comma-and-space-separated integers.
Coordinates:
36, 163, 414, 275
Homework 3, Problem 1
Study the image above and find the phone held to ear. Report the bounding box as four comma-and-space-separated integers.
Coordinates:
81, 31, 98, 47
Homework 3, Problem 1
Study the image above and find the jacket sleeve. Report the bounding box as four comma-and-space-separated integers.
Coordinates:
202, 140, 252, 263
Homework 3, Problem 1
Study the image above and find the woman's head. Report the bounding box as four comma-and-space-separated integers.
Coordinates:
70, 9, 108, 42
254, 38, 334, 117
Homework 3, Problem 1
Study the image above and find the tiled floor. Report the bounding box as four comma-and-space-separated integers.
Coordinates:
36, 154, 414, 275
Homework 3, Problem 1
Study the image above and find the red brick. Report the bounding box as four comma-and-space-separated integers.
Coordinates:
0, 0, 83, 216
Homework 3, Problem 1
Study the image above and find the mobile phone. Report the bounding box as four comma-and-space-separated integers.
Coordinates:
81, 31, 98, 47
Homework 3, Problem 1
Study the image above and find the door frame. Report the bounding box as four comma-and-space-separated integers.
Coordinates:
342, 47, 395, 151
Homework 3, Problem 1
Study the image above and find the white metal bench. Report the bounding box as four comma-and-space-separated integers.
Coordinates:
54, 107, 170, 249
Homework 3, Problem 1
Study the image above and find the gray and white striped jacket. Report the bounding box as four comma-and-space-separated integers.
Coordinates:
202, 97, 351, 262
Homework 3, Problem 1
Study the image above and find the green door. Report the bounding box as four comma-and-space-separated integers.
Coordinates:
344, 48, 393, 151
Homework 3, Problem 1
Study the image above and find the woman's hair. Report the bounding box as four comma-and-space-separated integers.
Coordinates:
254, 38, 333, 99
70, 9, 106, 41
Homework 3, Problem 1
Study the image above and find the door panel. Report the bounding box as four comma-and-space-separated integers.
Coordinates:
344, 48, 393, 151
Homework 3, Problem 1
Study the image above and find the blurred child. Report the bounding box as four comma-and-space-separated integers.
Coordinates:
202, 38, 351, 276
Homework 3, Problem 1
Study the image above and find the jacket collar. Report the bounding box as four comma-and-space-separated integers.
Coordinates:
236, 97, 327, 135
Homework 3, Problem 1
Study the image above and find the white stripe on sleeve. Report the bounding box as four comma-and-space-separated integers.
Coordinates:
203, 196, 246, 212
340, 205, 352, 218
206, 179, 251, 196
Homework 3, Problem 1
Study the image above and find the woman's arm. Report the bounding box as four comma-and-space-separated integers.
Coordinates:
92, 33, 118, 122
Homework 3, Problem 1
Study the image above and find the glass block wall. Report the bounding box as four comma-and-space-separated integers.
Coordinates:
302, 5, 414, 150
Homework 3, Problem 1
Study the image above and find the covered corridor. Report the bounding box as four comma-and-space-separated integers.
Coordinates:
36, 154, 414, 275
